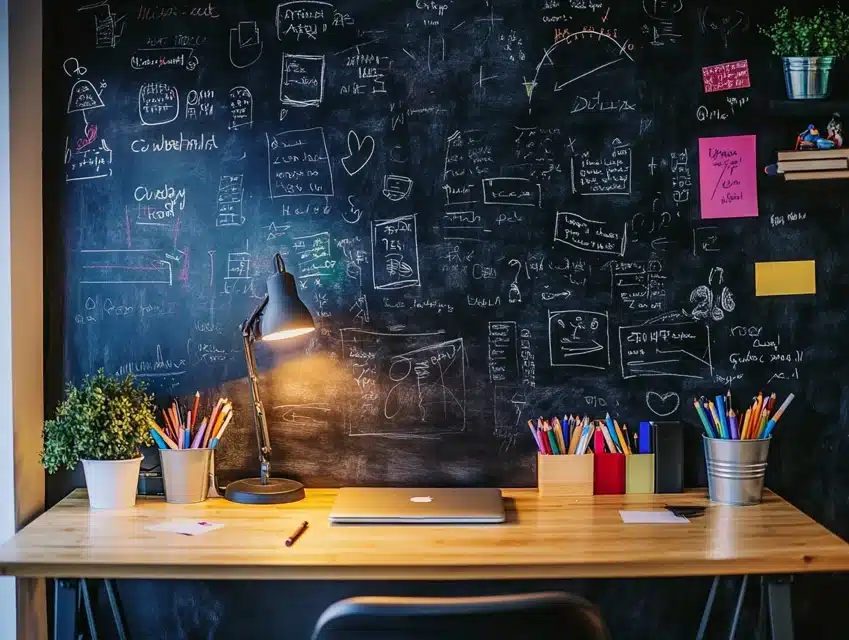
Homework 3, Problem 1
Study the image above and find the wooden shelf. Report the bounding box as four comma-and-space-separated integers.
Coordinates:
769, 99, 849, 116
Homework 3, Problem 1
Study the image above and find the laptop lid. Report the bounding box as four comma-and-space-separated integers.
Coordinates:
329, 487, 505, 524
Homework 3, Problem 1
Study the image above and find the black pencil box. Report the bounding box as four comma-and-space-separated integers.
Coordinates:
653, 421, 683, 493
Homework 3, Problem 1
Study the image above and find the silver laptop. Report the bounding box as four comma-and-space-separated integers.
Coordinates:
329, 488, 505, 524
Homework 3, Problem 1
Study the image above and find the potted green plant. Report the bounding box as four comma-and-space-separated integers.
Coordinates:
41, 371, 155, 509
761, 7, 849, 100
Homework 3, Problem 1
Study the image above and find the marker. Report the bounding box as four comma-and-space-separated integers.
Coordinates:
285, 521, 309, 547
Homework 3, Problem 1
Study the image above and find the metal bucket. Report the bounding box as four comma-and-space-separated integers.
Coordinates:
783, 56, 835, 100
703, 436, 771, 506
160, 448, 212, 504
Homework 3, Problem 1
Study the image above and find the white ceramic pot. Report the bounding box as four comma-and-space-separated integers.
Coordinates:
81, 457, 143, 509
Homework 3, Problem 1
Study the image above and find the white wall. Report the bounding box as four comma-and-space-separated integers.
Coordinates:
0, 0, 17, 633
1, 0, 46, 636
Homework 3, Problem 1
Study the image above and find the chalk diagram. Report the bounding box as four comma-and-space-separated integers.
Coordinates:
78, 1, 125, 49
63, 58, 112, 182
228, 87, 253, 130
548, 310, 611, 370
342, 130, 375, 176
523, 30, 635, 109
340, 329, 466, 438
229, 21, 264, 68
646, 391, 680, 417
78, 249, 175, 285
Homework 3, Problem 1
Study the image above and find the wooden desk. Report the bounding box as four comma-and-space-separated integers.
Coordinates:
2, 488, 849, 581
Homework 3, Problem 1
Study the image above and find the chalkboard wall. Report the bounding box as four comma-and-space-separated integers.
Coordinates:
45, 0, 849, 637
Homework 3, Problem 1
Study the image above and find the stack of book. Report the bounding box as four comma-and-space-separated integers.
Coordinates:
777, 148, 849, 181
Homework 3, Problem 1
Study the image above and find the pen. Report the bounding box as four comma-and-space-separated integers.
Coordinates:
285, 521, 309, 547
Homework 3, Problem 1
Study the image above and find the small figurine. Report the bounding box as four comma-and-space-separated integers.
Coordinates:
827, 112, 844, 148
796, 124, 836, 150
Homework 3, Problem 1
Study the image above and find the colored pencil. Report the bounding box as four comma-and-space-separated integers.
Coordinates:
613, 420, 630, 455
148, 419, 178, 450
763, 393, 795, 438
190, 391, 200, 431
210, 413, 233, 449
204, 399, 224, 448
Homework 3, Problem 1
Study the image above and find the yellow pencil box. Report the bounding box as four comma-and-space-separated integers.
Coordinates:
626, 454, 656, 494
537, 453, 594, 497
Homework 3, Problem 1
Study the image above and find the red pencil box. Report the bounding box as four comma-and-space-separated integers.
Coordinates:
594, 453, 626, 495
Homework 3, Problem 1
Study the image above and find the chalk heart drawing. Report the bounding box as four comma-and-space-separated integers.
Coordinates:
646, 391, 680, 417
342, 130, 375, 176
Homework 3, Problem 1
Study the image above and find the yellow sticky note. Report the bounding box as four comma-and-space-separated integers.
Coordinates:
755, 260, 816, 297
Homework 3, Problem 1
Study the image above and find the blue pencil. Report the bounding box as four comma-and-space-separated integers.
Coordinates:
693, 400, 716, 438
715, 395, 729, 439
150, 429, 168, 450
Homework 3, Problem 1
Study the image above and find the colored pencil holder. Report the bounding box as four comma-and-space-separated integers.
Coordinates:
160, 448, 213, 504
704, 436, 771, 506
537, 453, 594, 497
625, 454, 655, 494
594, 453, 626, 495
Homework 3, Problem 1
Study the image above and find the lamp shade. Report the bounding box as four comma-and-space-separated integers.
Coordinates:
259, 268, 315, 342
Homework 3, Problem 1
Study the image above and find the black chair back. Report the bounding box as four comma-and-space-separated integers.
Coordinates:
311, 591, 610, 640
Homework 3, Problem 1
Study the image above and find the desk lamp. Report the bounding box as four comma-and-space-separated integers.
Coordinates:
224, 253, 314, 504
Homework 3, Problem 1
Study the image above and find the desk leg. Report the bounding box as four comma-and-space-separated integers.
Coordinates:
79, 578, 99, 640
696, 576, 720, 640
53, 579, 77, 640
104, 579, 128, 640
765, 576, 794, 640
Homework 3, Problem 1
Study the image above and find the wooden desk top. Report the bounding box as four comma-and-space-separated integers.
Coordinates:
1, 489, 848, 581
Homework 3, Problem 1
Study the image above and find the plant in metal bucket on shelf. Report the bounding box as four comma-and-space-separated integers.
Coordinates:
761, 7, 849, 99
40, 370, 155, 509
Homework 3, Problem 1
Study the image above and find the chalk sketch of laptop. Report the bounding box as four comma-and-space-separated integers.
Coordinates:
329, 487, 505, 524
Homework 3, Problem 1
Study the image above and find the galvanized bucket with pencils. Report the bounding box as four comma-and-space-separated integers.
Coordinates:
694, 392, 794, 506
160, 448, 213, 504
703, 436, 771, 506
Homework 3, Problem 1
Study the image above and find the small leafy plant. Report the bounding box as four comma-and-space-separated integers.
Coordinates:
40, 371, 155, 473
761, 7, 849, 57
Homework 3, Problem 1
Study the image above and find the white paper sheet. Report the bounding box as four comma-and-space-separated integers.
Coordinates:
619, 510, 690, 524
146, 519, 225, 536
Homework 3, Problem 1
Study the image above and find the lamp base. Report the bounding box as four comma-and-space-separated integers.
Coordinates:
224, 477, 305, 504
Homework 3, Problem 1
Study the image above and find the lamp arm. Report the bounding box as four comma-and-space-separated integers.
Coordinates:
242, 295, 273, 485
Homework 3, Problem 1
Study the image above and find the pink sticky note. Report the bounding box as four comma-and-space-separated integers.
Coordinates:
698, 135, 758, 219
702, 60, 750, 93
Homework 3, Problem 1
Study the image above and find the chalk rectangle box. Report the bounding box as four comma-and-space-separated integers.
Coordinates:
537, 453, 594, 497
626, 454, 656, 494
